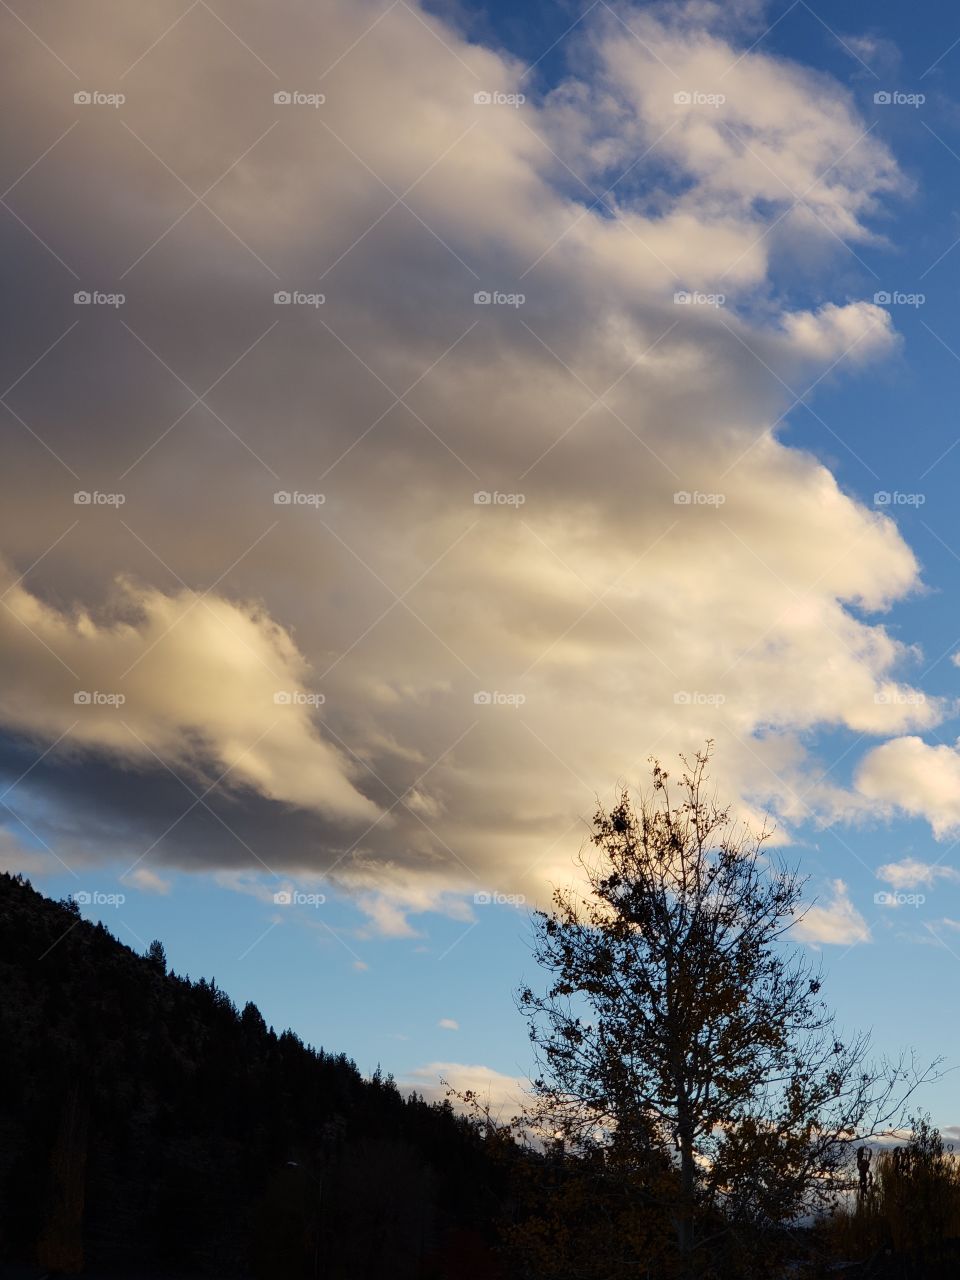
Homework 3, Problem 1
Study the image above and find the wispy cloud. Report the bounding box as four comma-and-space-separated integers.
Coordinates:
793, 879, 870, 946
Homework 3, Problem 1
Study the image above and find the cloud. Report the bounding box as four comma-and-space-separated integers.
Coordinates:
401, 1061, 528, 1115
857, 738, 960, 838
837, 32, 902, 78
0, 0, 939, 908
574, 4, 903, 246
781, 302, 895, 365
793, 879, 870, 946
127, 866, 172, 895
437, 1017, 459, 1030
876, 858, 960, 891
355, 895, 422, 939
0, 565, 379, 824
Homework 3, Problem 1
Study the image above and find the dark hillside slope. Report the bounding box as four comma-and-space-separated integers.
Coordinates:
0, 874, 505, 1279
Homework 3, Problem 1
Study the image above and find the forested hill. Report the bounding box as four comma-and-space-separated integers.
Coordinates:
0, 873, 506, 1279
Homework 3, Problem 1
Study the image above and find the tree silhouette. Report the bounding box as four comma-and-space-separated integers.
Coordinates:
519, 745, 939, 1276
145, 938, 167, 974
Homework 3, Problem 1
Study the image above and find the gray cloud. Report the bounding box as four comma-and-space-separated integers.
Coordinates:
0, 0, 940, 926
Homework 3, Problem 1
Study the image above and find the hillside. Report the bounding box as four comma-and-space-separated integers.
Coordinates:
0, 874, 506, 1279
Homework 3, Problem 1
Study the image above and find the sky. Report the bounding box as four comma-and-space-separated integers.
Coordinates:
4, 0, 960, 1127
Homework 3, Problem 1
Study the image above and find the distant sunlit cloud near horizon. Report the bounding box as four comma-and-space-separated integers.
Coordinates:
5, 0, 960, 1120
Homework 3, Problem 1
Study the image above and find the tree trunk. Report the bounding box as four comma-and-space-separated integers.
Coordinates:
676, 1120, 696, 1278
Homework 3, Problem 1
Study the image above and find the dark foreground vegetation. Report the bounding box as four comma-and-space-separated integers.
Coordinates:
2, 749, 959, 1279
0, 873, 505, 1279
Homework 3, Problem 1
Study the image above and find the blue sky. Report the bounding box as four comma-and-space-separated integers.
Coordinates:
5, 0, 960, 1127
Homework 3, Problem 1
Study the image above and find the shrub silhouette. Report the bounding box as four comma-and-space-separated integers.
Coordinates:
829, 1114, 960, 1267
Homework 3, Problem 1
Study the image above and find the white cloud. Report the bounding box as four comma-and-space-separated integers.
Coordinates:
581, 5, 903, 248
348, 874, 476, 938
402, 1061, 529, 1115
438, 1017, 459, 1030
127, 867, 173, 895
857, 738, 960, 838
876, 858, 960, 890
793, 879, 870, 946
355, 896, 421, 939
781, 302, 895, 365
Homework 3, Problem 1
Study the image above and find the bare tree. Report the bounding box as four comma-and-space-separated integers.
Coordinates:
519, 745, 940, 1275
